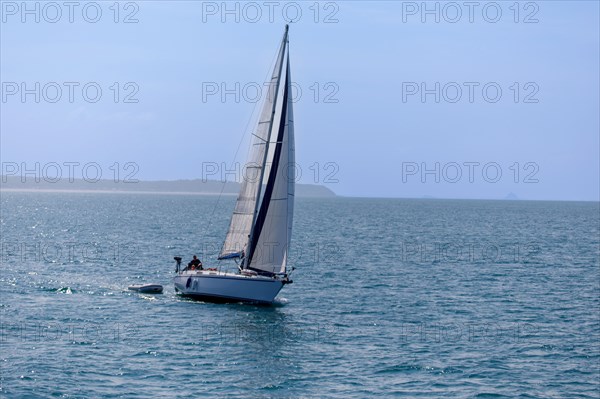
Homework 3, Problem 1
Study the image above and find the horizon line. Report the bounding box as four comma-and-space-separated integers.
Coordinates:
1, 188, 598, 203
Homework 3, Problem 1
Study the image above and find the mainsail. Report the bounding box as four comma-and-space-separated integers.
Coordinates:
219, 26, 295, 276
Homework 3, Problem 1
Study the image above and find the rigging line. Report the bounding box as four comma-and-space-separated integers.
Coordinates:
199, 38, 283, 265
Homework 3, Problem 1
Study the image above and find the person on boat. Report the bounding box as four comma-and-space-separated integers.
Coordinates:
188, 255, 203, 270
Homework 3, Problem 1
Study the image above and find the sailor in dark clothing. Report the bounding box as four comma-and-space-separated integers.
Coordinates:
188, 255, 202, 270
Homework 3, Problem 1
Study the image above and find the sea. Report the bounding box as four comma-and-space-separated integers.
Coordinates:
1, 192, 598, 398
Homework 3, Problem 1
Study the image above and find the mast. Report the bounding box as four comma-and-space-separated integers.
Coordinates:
244, 25, 289, 269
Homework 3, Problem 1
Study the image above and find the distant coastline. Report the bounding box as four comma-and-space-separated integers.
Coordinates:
0, 176, 337, 198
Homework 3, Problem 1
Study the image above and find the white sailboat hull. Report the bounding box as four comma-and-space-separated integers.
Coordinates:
173, 270, 284, 304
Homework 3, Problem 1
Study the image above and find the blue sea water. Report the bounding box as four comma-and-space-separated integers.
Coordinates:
0, 192, 598, 398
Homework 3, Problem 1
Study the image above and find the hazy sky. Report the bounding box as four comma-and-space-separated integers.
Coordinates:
1, 1, 598, 200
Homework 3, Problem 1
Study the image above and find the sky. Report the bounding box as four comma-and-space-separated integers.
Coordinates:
1, 1, 599, 200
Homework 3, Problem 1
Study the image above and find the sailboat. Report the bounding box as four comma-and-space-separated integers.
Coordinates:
173, 26, 295, 304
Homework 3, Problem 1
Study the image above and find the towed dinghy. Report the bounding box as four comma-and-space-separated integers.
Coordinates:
128, 284, 163, 294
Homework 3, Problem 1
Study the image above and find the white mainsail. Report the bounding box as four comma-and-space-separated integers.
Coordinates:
219, 26, 294, 276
